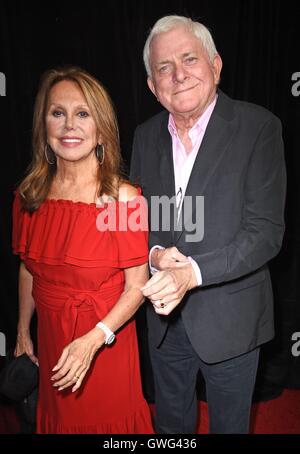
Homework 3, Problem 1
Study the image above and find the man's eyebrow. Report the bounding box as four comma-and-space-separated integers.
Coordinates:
155, 51, 195, 66
156, 59, 171, 66
181, 51, 195, 58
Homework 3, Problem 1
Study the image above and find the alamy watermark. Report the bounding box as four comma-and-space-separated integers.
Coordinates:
0, 72, 6, 96
291, 72, 300, 97
0, 331, 6, 356
291, 332, 300, 357
95, 195, 204, 243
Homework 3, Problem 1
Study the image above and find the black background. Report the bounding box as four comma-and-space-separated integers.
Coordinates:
0, 0, 299, 402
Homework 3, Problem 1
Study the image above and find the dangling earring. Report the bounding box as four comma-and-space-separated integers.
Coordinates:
96, 144, 105, 165
44, 144, 56, 165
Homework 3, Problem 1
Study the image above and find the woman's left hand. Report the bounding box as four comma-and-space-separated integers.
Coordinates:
51, 328, 104, 392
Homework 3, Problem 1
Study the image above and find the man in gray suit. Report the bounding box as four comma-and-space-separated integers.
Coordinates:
130, 15, 286, 434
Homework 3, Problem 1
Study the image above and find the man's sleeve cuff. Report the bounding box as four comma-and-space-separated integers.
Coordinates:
188, 257, 202, 286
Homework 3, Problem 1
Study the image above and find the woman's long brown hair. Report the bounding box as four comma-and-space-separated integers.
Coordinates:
18, 66, 124, 212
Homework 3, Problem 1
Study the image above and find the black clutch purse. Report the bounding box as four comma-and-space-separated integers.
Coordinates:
0, 353, 38, 402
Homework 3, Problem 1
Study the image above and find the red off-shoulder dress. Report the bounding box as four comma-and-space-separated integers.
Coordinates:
12, 189, 153, 434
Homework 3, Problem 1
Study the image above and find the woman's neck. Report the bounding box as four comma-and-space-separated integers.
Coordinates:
49, 154, 100, 202
55, 153, 98, 185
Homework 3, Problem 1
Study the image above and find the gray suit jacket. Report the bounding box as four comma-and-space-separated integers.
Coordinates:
130, 90, 286, 363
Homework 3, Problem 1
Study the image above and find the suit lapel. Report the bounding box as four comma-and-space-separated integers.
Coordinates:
158, 114, 176, 241
158, 115, 175, 197
174, 92, 235, 243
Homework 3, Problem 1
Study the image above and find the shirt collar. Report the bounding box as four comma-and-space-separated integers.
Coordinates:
168, 94, 218, 138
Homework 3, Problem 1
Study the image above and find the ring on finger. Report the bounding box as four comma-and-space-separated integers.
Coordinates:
153, 299, 164, 308
158, 299, 165, 308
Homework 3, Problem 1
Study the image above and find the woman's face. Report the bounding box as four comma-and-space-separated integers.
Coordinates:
45, 80, 100, 163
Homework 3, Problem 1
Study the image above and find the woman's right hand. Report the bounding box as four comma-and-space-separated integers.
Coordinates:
14, 331, 39, 366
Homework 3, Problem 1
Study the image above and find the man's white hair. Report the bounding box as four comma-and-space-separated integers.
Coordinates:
143, 15, 219, 78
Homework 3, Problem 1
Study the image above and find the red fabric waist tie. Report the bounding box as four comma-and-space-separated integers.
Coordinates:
32, 277, 124, 343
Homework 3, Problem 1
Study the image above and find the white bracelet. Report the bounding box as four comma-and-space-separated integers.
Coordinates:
95, 321, 116, 345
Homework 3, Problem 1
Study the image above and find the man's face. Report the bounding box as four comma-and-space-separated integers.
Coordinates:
148, 26, 222, 118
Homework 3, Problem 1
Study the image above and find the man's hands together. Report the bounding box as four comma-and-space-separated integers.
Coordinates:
142, 247, 198, 315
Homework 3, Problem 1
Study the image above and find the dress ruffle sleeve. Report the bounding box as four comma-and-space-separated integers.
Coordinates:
12, 189, 149, 269
114, 189, 149, 268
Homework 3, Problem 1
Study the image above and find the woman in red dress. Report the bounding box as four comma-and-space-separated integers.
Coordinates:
13, 66, 153, 434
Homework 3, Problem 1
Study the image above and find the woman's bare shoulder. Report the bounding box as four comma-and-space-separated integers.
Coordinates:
118, 183, 139, 202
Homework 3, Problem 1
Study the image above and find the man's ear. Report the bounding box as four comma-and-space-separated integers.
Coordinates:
147, 77, 157, 97
212, 54, 223, 85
